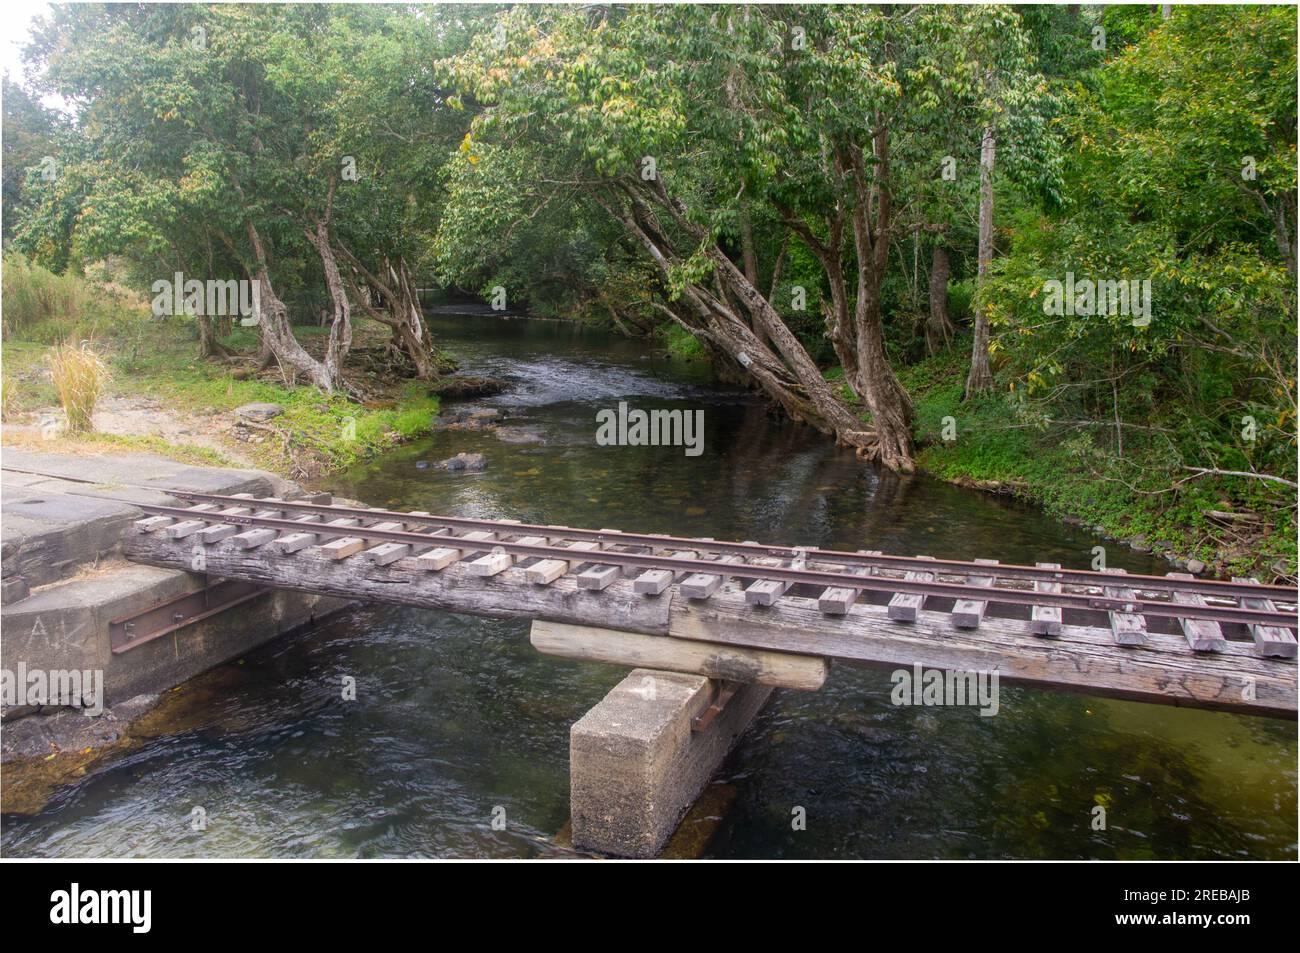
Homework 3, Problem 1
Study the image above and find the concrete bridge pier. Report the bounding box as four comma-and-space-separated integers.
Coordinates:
568, 668, 772, 858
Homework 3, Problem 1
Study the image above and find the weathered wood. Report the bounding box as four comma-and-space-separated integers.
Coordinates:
162, 503, 224, 539
578, 563, 623, 591
951, 558, 998, 629
818, 550, 877, 615
666, 590, 1296, 718
274, 516, 359, 554
468, 537, 546, 577
530, 620, 829, 691
1103, 568, 1148, 646
1234, 576, 1299, 659
680, 552, 745, 600
125, 529, 672, 635
361, 518, 449, 565
888, 556, 935, 622
414, 530, 496, 571
1030, 562, 1063, 637
1168, 572, 1228, 652
526, 539, 600, 585
578, 539, 633, 591
229, 527, 280, 550
633, 549, 697, 595
318, 517, 400, 561
196, 506, 254, 544
744, 549, 807, 607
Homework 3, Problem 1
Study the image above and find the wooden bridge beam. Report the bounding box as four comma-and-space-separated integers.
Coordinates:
531, 620, 828, 691
123, 532, 1296, 717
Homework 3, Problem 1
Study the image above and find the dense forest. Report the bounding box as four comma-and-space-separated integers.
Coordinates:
2, 4, 1296, 575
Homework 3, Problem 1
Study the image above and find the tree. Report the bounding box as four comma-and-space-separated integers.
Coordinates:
19, 5, 362, 389
1, 76, 62, 244
985, 4, 1297, 482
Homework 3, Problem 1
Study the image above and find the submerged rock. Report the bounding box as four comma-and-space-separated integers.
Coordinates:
421, 452, 487, 473
495, 425, 546, 445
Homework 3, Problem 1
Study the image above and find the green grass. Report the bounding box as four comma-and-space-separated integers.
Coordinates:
881, 343, 1297, 579
118, 357, 440, 473
3, 254, 442, 477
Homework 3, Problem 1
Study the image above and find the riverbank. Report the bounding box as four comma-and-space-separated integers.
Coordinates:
3, 322, 447, 482
892, 346, 1297, 583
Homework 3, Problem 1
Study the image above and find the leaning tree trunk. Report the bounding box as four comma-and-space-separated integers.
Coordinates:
602, 190, 861, 443
965, 125, 997, 398
926, 244, 955, 354
244, 219, 340, 393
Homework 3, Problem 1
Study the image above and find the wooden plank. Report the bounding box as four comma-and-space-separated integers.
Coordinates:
468, 536, 548, 577
633, 549, 697, 595
951, 558, 998, 629
1030, 562, 1063, 637
196, 506, 254, 544
1233, 576, 1298, 659
888, 555, 936, 622
237, 511, 319, 550
361, 516, 448, 565
576, 537, 630, 591
1102, 568, 1148, 646
274, 516, 359, 554
361, 520, 452, 564
525, 539, 600, 585
679, 552, 745, 600
229, 527, 279, 550
161, 503, 224, 539
744, 548, 807, 607
126, 528, 674, 637
317, 520, 404, 562
818, 550, 877, 615
1167, 572, 1228, 652
577, 563, 623, 591
248, 498, 285, 520
530, 620, 828, 691
413, 530, 496, 572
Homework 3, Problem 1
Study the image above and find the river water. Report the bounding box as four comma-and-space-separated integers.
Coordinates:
3, 312, 1295, 858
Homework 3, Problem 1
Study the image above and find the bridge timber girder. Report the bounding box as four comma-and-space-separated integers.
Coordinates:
123, 492, 1299, 719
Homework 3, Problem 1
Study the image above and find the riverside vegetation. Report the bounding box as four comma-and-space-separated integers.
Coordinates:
1, 4, 1294, 578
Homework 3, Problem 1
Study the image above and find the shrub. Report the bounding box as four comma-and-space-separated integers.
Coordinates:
46, 341, 108, 432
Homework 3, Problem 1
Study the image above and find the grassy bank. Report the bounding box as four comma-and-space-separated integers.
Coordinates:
878, 345, 1297, 581
1, 257, 441, 479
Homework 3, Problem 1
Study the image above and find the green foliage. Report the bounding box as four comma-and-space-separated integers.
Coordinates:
985, 6, 1297, 485
656, 322, 704, 360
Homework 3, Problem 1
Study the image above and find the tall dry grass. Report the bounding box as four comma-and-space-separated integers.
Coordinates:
46, 342, 109, 432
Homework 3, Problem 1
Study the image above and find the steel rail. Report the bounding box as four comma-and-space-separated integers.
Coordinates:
164, 490, 1298, 603
136, 502, 1300, 629
165, 491, 1297, 600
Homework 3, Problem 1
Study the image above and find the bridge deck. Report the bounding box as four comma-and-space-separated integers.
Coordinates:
123, 492, 1299, 718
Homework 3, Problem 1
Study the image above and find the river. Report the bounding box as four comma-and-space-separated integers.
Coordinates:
3, 312, 1295, 858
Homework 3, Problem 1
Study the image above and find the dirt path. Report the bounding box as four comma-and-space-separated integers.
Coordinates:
6, 393, 261, 469
87, 394, 260, 467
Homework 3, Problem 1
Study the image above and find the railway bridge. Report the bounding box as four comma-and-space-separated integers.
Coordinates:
122, 489, 1298, 855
